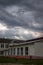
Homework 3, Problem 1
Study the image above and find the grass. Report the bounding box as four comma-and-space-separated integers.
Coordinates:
0, 56, 43, 65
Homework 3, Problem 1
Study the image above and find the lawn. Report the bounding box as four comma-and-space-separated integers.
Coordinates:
0, 56, 43, 65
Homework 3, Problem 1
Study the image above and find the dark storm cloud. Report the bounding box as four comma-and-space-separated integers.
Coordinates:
0, 0, 43, 11
0, 0, 22, 6
0, 8, 43, 31
0, 0, 43, 39
0, 8, 28, 28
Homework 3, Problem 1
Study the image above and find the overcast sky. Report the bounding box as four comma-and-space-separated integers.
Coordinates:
0, 0, 43, 40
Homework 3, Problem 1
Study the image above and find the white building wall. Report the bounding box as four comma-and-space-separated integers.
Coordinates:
23, 46, 25, 56
15, 48, 17, 56
29, 45, 35, 56
5, 51, 8, 56
1, 41, 43, 56
4, 51, 6, 56
10, 44, 35, 56
0, 43, 1, 48
0, 43, 6, 56
9, 47, 17, 56
34, 41, 43, 56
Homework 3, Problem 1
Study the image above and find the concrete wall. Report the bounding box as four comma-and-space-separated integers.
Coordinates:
34, 41, 43, 56
29, 44, 35, 56
1, 41, 43, 57
8, 44, 35, 56
9, 41, 43, 57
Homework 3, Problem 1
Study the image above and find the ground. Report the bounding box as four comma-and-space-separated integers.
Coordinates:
0, 64, 23, 65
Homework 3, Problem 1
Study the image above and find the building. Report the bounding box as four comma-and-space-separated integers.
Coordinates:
0, 37, 43, 59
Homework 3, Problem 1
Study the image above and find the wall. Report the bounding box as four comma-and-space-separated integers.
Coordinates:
34, 41, 43, 56
0, 43, 9, 56
9, 44, 35, 56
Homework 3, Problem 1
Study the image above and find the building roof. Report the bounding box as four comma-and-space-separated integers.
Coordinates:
25, 37, 43, 42
0, 38, 12, 43
0, 37, 43, 44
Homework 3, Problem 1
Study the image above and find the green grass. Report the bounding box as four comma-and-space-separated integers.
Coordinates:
0, 56, 43, 65
17, 59, 43, 65
0, 56, 16, 63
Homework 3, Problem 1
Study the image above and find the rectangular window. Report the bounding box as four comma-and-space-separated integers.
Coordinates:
8, 49, 10, 55
0, 51, 4, 55
21, 47, 23, 56
14, 48, 15, 55
5, 44, 8, 48
25, 47, 28, 56
1, 44, 4, 48
17, 48, 19, 55
11, 48, 12, 55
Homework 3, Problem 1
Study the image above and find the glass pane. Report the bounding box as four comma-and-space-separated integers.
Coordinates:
21, 47, 23, 56
17, 48, 19, 55
11, 48, 12, 55
5, 44, 8, 48
25, 47, 28, 56
0, 51, 4, 54
14, 48, 15, 55
1, 44, 4, 48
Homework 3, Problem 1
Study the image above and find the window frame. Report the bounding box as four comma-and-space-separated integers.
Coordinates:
17, 48, 19, 56
14, 48, 15, 55
25, 47, 28, 56
21, 47, 23, 56
1, 43, 4, 48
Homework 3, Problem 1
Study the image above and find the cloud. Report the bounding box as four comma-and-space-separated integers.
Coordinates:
4, 5, 43, 31
0, 7, 29, 28
0, 26, 42, 40
0, 0, 43, 39
0, 0, 43, 11
0, 23, 8, 30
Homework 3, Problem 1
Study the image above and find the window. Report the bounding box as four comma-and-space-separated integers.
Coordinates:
21, 47, 23, 56
17, 48, 19, 55
11, 48, 12, 55
25, 47, 28, 56
14, 48, 15, 55
5, 44, 8, 48
1, 44, 4, 48
0, 51, 4, 55
8, 49, 10, 55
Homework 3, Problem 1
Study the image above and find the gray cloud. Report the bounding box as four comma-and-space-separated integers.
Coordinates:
0, 0, 22, 6
0, 8, 28, 28
0, 0, 43, 11
0, 0, 43, 39
0, 7, 43, 31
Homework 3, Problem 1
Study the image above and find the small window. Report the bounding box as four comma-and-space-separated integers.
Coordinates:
5, 44, 8, 48
0, 51, 4, 54
17, 48, 19, 55
25, 47, 28, 56
8, 49, 10, 55
21, 47, 23, 56
1, 44, 4, 48
14, 48, 15, 55
11, 48, 12, 55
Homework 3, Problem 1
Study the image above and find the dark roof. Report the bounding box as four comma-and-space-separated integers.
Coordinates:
25, 37, 43, 42
13, 40, 25, 43
0, 37, 43, 43
9, 37, 43, 47
0, 38, 12, 43
0, 38, 25, 43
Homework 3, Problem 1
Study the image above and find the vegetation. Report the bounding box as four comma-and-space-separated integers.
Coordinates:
0, 56, 43, 65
